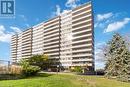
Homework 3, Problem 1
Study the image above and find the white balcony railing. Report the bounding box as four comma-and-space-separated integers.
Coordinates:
72, 14, 91, 22
72, 48, 92, 53
72, 4, 91, 13
72, 38, 92, 44
72, 19, 92, 27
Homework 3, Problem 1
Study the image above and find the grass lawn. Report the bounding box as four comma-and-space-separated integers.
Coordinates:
0, 73, 130, 87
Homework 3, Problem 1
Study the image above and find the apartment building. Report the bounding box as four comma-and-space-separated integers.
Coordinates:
17, 33, 22, 61
43, 17, 61, 66
21, 28, 32, 58
32, 23, 44, 55
11, 2, 94, 71
11, 35, 18, 62
60, 11, 73, 68
11, 28, 32, 62
71, 3, 94, 70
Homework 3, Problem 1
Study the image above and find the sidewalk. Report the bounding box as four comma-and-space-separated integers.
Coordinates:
40, 71, 75, 75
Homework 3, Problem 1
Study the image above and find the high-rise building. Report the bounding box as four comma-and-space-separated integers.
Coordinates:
11, 2, 94, 71
43, 17, 61, 62
32, 23, 44, 55
21, 28, 32, 58
11, 35, 18, 62
17, 33, 22, 61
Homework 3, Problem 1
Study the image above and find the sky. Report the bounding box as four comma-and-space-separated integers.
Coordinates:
0, 0, 130, 69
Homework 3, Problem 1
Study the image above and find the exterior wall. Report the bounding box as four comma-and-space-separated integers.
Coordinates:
60, 11, 73, 68
11, 1, 94, 71
17, 33, 22, 61
11, 29, 32, 62
11, 35, 18, 62
21, 28, 32, 58
43, 17, 60, 65
71, 2, 94, 70
32, 23, 44, 55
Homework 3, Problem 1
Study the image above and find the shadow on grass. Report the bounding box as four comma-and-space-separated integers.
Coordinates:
36, 73, 53, 77
0, 74, 22, 80
0, 73, 53, 80
26, 73, 54, 79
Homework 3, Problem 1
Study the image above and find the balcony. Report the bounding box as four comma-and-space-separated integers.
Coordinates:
44, 28, 59, 36
72, 48, 92, 53
44, 41, 59, 46
22, 38, 32, 42
22, 41, 32, 46
22, 32, 32, 37
72, 19, 92, 27
73, 3, 91, 13
44, 44, 59, 49
72, 25, 91, 33
33, 31, 43, 36
72, 53, 92, 57
72, 33, 92, 42
44, 25, 59, 32
72, 10, 91, 20
22, 44, 32, 48
71, 58, 93, 62
60, 55, 72, 58
71, 63, 92, 66
44, 17, 59, 26
44, 21, 60, 29
44, 34, 59, 40
22, 35, 32, 39
60, 51, 72, 54
72, 43, 92, 48
72, 38, 92, 44
33, 38, 43, 42
46, 52, 59, 56
22, 48, 31, 52
44, 48, 59, 53
72, 14, 91, 23
61, 13, 72, 20
72, 6, 91, 16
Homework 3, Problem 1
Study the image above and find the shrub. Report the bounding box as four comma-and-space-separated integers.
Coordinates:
70, 66, 83, 73
0, 74, 22, 80
22, 65, 40, 76
20, 59, 40, 76
27, 54, 49, 70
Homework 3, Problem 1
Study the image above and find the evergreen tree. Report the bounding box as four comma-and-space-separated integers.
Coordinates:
104, 33, 130, 82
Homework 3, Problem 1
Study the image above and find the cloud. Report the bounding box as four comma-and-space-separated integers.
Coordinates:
52, 0, 80, 17
65, 0, 80, 8
52, 5, 70, 17
96, 12, 113, 21
104, 18, 130, 33
95, 12, 113, 28
94, 22, 105, 28
10, 26, 22, 34
55, 5, 61, 16
0, 25, 13, 43
95, 12, 130, 33
0, 25, 22, 43
51, 5, 61, 17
